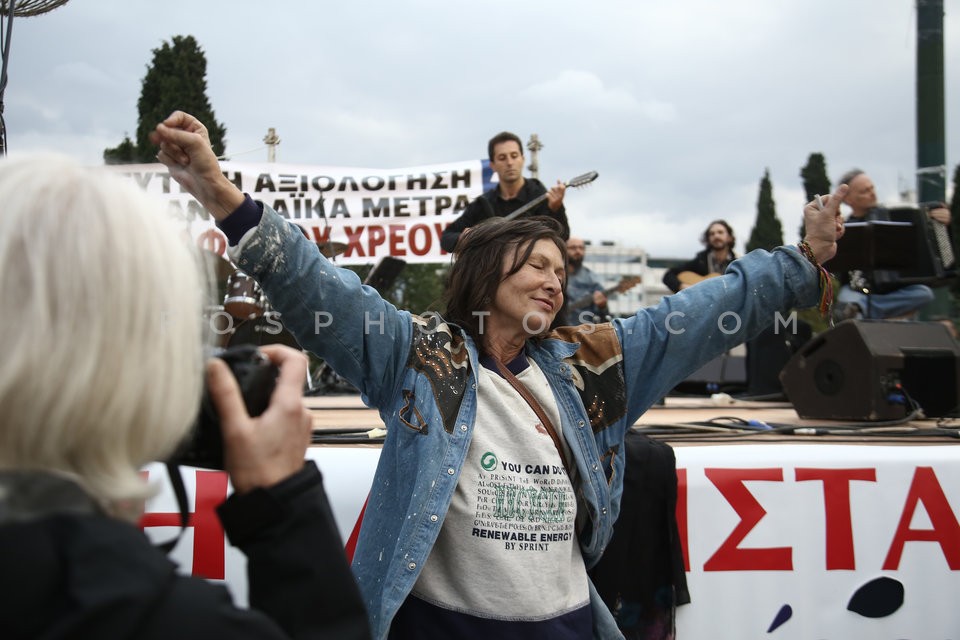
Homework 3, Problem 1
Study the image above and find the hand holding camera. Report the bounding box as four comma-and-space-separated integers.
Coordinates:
172, 344, 312, 493
208, 344, 312, 494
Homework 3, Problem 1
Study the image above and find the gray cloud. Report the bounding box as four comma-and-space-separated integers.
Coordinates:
3, 0, 957, 258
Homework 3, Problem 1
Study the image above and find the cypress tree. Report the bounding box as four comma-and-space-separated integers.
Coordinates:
799, 153, 831, 241
104, 35, 226, 164
746, 168, 784, 252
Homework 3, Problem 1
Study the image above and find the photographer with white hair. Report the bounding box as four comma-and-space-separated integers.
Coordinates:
0, 154, 370, 639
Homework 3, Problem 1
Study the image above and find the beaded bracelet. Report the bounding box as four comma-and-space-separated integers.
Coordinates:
797, 240, 833, 319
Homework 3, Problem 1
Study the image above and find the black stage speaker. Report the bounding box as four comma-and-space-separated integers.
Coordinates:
745, 319, 812, 397
675, 350, 746, 395
780, 319, 960, 420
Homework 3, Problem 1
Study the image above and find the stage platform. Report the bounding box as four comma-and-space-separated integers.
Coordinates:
143, 385, 960, 638
304, 393, 960, 446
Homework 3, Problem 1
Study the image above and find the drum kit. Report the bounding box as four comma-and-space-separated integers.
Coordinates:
201, 243, 355, 394
202, 251, 299, 351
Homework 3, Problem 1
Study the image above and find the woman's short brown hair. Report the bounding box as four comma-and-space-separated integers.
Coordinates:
443, 216, 566, 343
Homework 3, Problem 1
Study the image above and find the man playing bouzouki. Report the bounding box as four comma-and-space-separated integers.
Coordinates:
440, 131, 569, 253
662, 220, 738, 293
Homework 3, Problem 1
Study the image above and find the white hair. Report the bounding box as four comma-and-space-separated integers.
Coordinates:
0, 153, 206, 521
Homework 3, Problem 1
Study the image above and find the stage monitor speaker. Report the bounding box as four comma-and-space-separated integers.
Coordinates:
745, 319, 812, 397
674, 350, 746, 395
779, 319, 960, 420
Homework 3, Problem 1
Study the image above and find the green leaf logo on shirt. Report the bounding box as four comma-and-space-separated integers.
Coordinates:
481, 451, 497, 471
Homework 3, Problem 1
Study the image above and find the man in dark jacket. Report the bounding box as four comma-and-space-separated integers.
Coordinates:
440, 131, 569, 252
832, 168, 944, 319
662, 219, 738, 293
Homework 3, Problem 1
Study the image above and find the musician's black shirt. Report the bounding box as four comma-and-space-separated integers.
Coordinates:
440, 178, 569, 252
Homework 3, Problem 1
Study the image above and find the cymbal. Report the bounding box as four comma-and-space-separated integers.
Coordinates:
317, 241, 348, 258
201, 249, 236, 281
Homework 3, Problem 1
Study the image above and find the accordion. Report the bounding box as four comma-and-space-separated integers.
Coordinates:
830, 205, 957, 293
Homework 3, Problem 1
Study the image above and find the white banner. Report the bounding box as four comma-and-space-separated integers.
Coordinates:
673, 444, 960, 639
142, 443, 960, 638
112, 159, 495, 265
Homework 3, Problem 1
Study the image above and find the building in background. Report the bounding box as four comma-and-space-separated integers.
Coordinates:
577, 241, 672, 315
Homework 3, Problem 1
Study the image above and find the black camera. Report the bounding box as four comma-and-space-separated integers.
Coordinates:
169, 344, 278, 470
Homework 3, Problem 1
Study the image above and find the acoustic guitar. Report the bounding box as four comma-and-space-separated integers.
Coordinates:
676, 271, 721, 287
567, 275, 642, 314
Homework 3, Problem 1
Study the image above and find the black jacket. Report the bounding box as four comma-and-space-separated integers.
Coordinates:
440, 178, 569, 252
0, 462, 370, 640
662, 249, 736, 293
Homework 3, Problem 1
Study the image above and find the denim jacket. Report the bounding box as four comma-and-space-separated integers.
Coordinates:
231, 205, 819, 639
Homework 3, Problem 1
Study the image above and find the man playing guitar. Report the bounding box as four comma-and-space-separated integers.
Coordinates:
563, 236, 608, 325
562, 236, 641, 325
662, 220, 738, 293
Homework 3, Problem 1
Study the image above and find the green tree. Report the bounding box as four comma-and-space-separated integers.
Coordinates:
394, 263, 448, 314
104, 35, 226, 164
950, 164, 960, 298
799, 153, 831, 241
343, 262, 447, 315
746, 168, 784, 252
103, 134, 138, 165
950, 164, 960, 255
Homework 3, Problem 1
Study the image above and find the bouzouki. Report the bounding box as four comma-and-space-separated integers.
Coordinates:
567, 275, 642, 312
502, 171, 599, 222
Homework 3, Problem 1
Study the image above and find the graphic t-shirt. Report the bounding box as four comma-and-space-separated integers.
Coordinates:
410, 357, 590, 624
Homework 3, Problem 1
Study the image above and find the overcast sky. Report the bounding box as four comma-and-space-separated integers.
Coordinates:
4, 0, 958, 258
